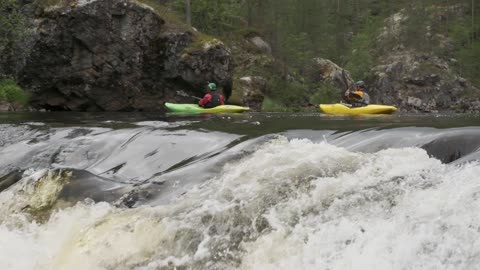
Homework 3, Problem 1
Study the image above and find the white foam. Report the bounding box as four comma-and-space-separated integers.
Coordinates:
239, 146, 480, 270
0, 137, 479, 269
135, 121, 198, 128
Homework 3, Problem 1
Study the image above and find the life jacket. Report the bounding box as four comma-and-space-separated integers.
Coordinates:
351, 90, 365, 99
350, 90, 370, 107
203, 91, 222, 108
343, 89, 370, 107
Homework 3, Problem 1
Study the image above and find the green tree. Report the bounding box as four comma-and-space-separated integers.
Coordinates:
0, 0, 25, 49
0, 0, 26, 75
169, 0, 244, 35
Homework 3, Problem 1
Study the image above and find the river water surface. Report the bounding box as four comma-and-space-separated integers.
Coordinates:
0, 112, 479, 270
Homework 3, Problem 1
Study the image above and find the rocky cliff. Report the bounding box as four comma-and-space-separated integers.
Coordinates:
370, 52, 480, 113
368, 9, 480, 113
14, 0, 233, 111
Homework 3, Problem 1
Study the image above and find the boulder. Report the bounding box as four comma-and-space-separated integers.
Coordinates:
15, 0, 234, 111
307, 58, 354, 91
246, 35, 272, 55
0, 102, 12, 112
176, 38, 234, 97
234, 76, 267, 111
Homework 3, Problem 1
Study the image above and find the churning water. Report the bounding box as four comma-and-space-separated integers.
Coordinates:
0, 112, 479, 270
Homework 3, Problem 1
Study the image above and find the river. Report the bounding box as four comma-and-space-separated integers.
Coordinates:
0, 112, 479, 270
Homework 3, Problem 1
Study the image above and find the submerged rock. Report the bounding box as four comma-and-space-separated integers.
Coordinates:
16, 0, 234, 111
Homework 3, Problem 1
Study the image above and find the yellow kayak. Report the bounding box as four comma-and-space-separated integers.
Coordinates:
165, 103, 250, 113
319, 103, 397, 115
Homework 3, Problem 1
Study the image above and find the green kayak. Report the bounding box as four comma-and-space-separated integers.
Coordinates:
165, 103, 250, 113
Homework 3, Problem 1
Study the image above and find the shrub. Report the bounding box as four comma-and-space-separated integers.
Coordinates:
0, 78, 28, 105
261, 98, 288, 112
309, 82, 340, 105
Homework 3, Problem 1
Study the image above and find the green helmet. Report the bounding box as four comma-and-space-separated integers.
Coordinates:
207, 83, 217, 90
355, 81, 366, 89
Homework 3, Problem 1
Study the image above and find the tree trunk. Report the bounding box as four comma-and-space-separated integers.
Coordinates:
473, 0, 475, 45
246, 0, 253, 27
186, 0, 191, 27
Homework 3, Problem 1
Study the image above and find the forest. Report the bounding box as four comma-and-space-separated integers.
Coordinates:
170, 0, 479, 74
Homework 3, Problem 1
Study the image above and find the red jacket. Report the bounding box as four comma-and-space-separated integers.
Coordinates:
198, 92, 225, 108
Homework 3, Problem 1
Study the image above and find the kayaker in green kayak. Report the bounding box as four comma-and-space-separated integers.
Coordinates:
198, 82, 225, 108
342, 81, 370, 107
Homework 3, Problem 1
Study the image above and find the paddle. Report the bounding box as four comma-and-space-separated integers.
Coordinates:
341, 69, 353, 92
176, 90, 201, 100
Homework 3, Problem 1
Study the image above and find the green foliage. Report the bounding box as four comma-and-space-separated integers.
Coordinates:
445, 4, 480, 90
456, 41, 480, 89
136, 0, 190, 31
309, 82, 340, 105
269, 77, 309, 106
261, 98, 289, 112
0, 78, 28, 104
0, 0, 26, 52
168, 0, 245, 35
235, 28, 262, 39
182, 34, 219, 54
278, 32, 314, 70
345, 17, 381, 80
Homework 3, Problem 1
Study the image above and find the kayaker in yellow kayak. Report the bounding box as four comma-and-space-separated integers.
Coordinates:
342, 81, 370, 107
198, 82, 225, 108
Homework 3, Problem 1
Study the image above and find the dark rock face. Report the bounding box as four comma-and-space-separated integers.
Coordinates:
370, 53, 480, 112
18, 0, 234, 111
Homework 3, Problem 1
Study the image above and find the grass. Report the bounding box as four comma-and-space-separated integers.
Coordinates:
135, 0, 192, 33
181, 34, 219, 54
135, 0, 218, 56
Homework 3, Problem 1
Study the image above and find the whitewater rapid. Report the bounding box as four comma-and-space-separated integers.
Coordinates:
1, 124, 479, 270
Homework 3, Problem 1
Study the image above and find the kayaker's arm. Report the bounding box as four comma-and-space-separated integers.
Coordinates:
198, 93, 212, 106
